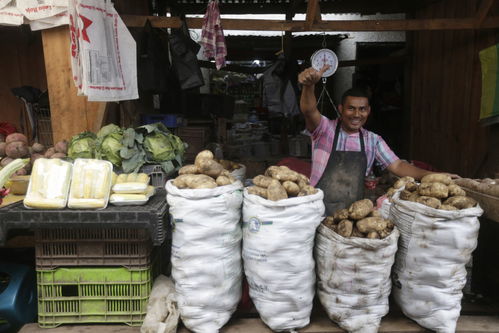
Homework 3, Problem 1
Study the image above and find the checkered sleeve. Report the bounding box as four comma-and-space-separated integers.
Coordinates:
311, 115, 329, 141
374, 135, 399, 170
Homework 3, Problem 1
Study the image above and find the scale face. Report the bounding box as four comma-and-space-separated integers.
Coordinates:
310, 48, 338, 78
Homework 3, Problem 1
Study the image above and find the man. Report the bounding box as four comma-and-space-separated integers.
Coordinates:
299, 66, 441, 214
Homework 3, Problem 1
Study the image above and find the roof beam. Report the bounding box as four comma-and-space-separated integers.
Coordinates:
121, 15, 499, 31
305, 0, 321, 30
475, 0, 496, 27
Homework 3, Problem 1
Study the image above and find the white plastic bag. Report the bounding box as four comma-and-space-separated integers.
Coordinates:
16, 0, 66, 21
0, 0, 12, 10
141, 275, 179, 333
391, 192, 482, 333
29, 10, 67, 31
242, 189, 325, 331
0, 4, 23, 26
166, 180, 243, 333
315, 223, 399, 333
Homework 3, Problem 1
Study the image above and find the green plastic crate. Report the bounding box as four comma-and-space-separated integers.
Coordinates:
37, 266, 152, 328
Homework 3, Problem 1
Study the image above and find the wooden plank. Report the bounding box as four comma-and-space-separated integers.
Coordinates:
19, 316, 499, 333
41, 26, 106, 143
305, 0, 321, 30
475, 0, 496, 27
121, 15, 499, 31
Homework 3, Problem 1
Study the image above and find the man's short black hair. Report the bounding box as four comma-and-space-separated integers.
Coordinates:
341, 87, 370, 105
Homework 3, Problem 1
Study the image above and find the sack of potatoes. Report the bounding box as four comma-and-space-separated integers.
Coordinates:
384, 174, 477, 210
322, 199, 395, 239
246, 165, 318, 201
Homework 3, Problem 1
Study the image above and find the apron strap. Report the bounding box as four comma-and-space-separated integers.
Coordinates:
332, 120, 366, 153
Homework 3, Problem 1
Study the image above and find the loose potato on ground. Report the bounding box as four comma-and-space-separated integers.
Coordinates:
298, 185, 318, 196
337, 219, 353, 237
421, 173, 453, 185
448, 184, 466, 197
356, 217, 388, 233
393, 176, 415, 189
418, 182, 449, 199
253, 175, 273, 188
179, 164, 199, 175
197, 159, 224, 178
333, 209, 349, 221
282, 181, 300, 196
247, 186, 268, 199
443, 196, 477, 209
267, 179, 288, 201
440, 204, 458, 211
416, 196, 441, 209
348, 199, 374, 220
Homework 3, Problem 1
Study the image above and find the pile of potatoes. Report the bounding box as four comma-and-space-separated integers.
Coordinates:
323, 199, 394, 239
247, 166, 317, 201
386, 174, 477, 210
454, 178, 499, 197
217, 159, 242, 172
172, 150, 238, 189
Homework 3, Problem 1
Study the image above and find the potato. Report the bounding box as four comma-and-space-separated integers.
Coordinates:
247, 186, 268, 199
405, 181, 418, 192
415, 196, 441, 209
51, 153, 67, 159
44, 147, 56, 158
216, 175, 232, 186
253, 175, 273, 188
369, 210, 382, 218
282, 181, 300, 196
194, 150, 214, 166
333, 209, 349, 221
1, 157, 13, 167
198, 159, 224, 178
218, 159, 233, 170
267, 179, 288, 201
186, 174, 217, 189
179, 164, 199, 175
298, 185, 318, 196
351, 227, 365, 238
379, 229, 390, 239
356, 217, 388, 233
421, 173, 453, 185
440, 204, 458, 211
264, 166, 280, 177
400, 190, 413, 201
322, 216, 336, 228
418, 182, 449, 199
297, 174, 310, 186
32, 142, 45, 153
272, 167, 300, 182
393, 176, 415, 189
367, 231, 380, 239
173, 175, 190, 189
54, 140, 68, 154
5, 133, 28, 145
337, 219, 353, 237
448, 184, 466, 197
443, 196, 477, 209
386, 187, 396, 197
407, 192, 420, 202
348, 199, 374, 220
5, 141, 29, 158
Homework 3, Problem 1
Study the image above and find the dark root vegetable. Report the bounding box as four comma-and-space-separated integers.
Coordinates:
44, 147, 56, 158
50, 153, 67, 159
5, 141, 29, 158
5, 133, 28, 145
54, 140, 68, 154
32, 142, 45, 153
1, 157, 13, 167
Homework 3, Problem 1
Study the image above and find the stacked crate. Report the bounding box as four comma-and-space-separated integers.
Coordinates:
34, 228, 160, 328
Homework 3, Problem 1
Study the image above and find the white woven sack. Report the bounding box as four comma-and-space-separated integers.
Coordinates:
391, 191, 482, 333
166, 180, 243, 333
315, 223, 399, 333
242, 189, 325, 331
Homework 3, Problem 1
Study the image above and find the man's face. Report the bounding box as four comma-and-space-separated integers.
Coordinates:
338, 96, 371, 133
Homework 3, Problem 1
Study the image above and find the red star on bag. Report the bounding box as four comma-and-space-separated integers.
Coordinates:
79, 14, 93, 43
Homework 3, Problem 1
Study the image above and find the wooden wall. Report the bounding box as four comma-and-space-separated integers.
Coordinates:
408, 0, 499, 177
0, 27, 47, 132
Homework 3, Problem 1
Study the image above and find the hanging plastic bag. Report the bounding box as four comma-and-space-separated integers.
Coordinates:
141, 275, 179, 333
0, 4, 23, 26
166, 180, 243, 333
391, 191, 482, 333
16, 0, 66, 21
242, 189, 325, 331
0, 0, 12, 10
315, 223, 399, 333
29, 10, 67, 31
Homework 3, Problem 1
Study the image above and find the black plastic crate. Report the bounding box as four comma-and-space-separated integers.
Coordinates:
0, 190, 169, 246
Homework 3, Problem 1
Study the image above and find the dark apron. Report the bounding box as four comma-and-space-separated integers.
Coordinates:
316, 121, 368, 216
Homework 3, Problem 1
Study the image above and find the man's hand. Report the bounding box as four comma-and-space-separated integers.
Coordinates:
298, 65, 330, 87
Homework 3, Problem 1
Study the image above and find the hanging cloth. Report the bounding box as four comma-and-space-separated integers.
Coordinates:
200, 0, 227, 70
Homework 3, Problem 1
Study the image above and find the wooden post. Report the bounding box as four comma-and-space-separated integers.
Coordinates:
41, 26, 106, 143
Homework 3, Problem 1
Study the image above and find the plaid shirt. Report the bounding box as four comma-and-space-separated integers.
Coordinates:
200, 0, 227, 70
310, 116, 399, 186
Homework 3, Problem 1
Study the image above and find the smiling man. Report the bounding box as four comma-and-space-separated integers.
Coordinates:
299, 66, 437, 214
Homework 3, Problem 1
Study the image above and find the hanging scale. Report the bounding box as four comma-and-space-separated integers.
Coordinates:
310, 34, 340, 116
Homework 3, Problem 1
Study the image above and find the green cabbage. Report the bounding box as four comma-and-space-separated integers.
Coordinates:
96, 124, 123, 167
68, 131, 97, 159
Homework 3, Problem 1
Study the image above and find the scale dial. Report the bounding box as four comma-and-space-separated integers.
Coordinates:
310, 48, 338, 78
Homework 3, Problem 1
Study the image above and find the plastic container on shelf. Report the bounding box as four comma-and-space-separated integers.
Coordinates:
140, 165, 168, 189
